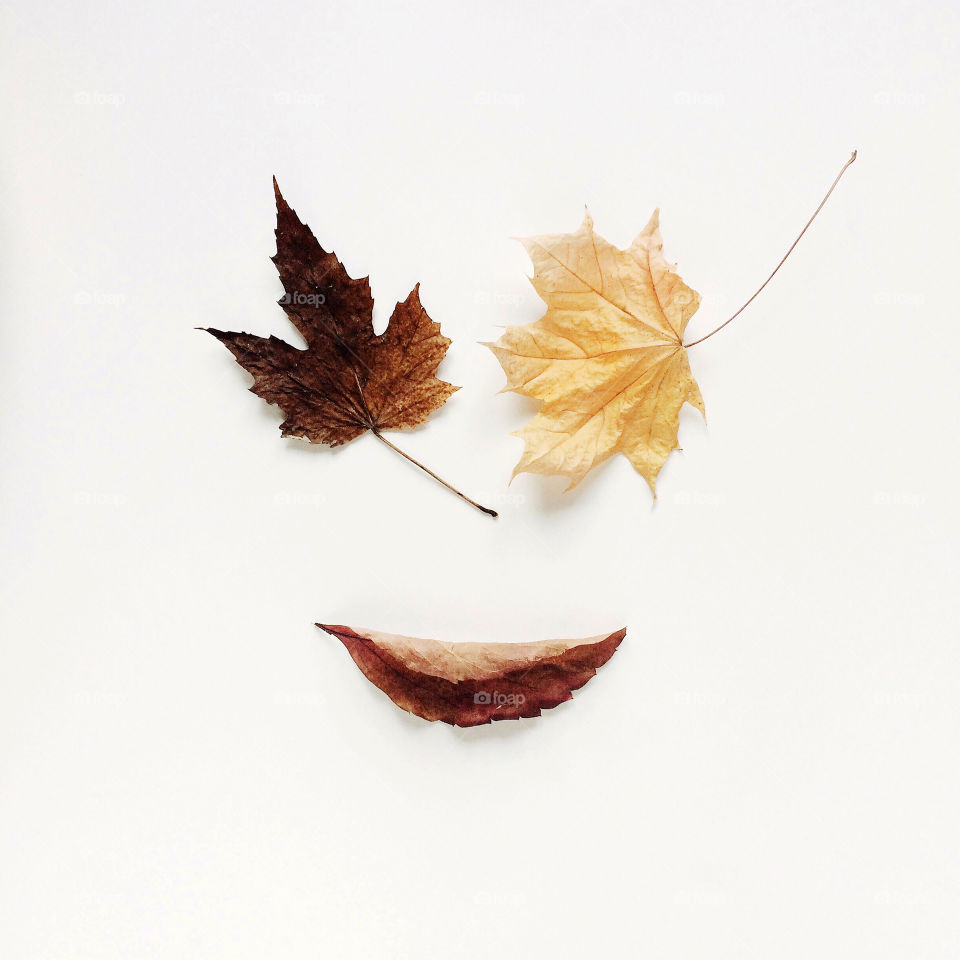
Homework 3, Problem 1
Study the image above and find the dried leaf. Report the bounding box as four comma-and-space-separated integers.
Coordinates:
206, 180, 457, 443
318, 623, 625, 726
203, 181, 495, 515
486, 210, 703, 495
488, 152, 859, 496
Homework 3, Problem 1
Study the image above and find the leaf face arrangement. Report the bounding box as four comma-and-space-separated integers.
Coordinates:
318, 624, 626, 726
201, 154, 856, 732
487, 210, 703, 495
205, 180, 496, 516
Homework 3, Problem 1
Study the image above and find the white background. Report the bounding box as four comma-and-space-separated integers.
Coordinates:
2, 1, 958, 956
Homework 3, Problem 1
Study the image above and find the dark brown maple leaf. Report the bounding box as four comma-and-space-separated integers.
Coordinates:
318, 623, 626, 726
203, 180, 495, 516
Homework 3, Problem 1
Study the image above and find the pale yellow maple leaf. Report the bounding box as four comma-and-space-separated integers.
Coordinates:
486, 209, 704, 495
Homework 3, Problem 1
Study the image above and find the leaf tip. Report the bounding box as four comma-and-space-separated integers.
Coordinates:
272, 176, 291, 214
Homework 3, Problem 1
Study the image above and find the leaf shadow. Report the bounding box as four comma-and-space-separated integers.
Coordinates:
515, 404, 708, 514
451, 708, 566, 742
522, 457, 630, 516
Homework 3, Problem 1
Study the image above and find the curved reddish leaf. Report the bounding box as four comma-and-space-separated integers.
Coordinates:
318, 623, 625, 726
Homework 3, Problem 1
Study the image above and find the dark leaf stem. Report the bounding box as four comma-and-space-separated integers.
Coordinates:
372, 429, 498, 517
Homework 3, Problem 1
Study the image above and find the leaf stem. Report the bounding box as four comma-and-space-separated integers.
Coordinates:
371, 430, 498, 517
684, 150, 857, 349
